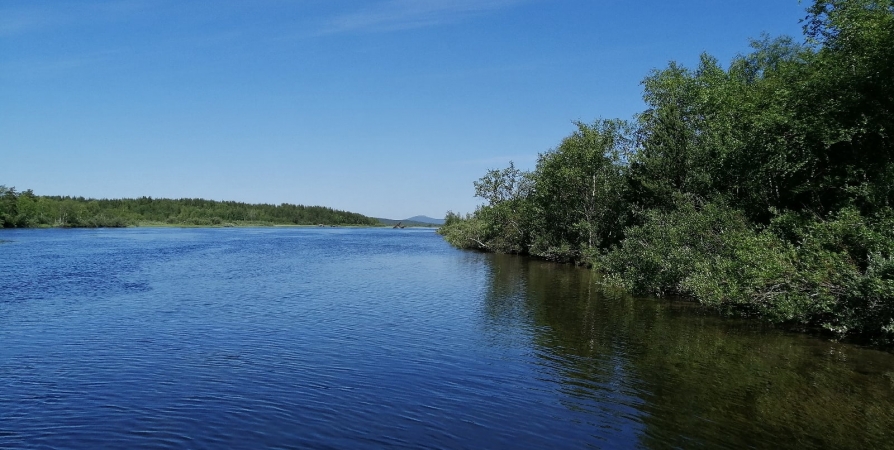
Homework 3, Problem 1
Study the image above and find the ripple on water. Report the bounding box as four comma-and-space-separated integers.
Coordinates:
1, 228, 894, 449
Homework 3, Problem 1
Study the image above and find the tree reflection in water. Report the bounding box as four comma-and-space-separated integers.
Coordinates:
479, 253, 894, 449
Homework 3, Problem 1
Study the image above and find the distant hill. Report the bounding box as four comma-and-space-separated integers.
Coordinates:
376, 217, 442, 227
404, 215, 445, 225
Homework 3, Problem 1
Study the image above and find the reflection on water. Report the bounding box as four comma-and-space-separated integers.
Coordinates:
481, 253, 894, 449
1, 228, 892, 449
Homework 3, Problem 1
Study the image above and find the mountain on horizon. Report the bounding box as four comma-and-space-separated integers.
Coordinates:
404, 215, 445, 225
375, 215, 444, 227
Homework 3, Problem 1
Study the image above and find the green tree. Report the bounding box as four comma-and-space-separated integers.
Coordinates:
471, 161, 533, 253
0, 186, 18, 227
529, 120, 632, 261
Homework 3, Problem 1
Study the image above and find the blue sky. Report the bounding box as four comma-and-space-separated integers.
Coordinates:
1, 0, 808, 219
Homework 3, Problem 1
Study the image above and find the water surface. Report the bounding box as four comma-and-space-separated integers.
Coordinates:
1, 228, 893, 449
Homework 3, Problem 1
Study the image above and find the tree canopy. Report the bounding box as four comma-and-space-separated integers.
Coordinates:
439, 0, 894, 343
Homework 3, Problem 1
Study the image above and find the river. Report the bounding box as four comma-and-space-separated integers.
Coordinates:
1, 227, 892, 449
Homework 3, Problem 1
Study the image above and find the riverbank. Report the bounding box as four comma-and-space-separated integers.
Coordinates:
0, 187, 380, 228
439, 1, 894, 345
0, 222, 390, 229
0, 220, 435, 230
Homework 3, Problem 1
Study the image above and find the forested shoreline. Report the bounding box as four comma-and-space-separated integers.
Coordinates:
0, 187, 379, 227
439, 0, 894, 343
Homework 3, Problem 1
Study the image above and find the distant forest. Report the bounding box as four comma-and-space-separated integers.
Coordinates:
0, 186, 379, 227
439, 0, 894, 343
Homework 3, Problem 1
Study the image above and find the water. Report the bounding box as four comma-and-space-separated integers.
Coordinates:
1, 227, 893, 449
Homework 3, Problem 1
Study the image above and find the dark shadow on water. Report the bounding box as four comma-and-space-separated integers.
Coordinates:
480, 253, 894, 450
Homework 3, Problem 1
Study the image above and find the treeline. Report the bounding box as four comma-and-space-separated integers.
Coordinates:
440, 0, 894, 342
0, 187, 379, 227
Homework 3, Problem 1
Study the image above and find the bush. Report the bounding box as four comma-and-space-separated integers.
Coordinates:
601, 196, 753, 296
792, 207, 894, 339
602, 201, 894, 341
438, 213, 488, 251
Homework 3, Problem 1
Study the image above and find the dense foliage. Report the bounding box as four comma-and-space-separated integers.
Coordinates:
440, 0, 894, 342
0, 186, 379, 227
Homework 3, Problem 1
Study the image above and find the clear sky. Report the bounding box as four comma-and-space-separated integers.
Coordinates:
1, 0, 808, 220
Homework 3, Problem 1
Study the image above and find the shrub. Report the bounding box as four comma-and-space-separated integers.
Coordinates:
438, 213, 488, 251
601, 196, 752, 296
603, 201, 894, 341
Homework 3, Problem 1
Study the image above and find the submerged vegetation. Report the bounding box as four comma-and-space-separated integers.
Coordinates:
440, 0, 894, 343
0, 186, 379, 227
